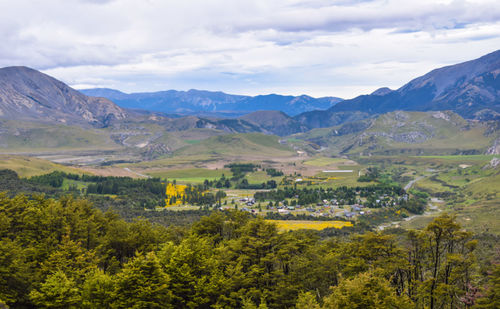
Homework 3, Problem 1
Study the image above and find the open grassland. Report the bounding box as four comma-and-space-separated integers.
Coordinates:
414, 154, 500, 161
122, 154, 221, 169
174, 133, 295, 158
267, 220, 353, 231
359, 155, 496, 175
452, 198, 500, 234
246, 171, 282, 184
465, 172, 500, 197
401, 199, 500, 234
147, 168, 231, 183
308, 166, 368, 188
151, 128, 226, 152
414, 178, 454, 195
0, 155, 85, 177
0, 120, 120, 152
303, 157, 351, 166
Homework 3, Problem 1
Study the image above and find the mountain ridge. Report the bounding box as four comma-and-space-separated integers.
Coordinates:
295, 50, 500, 128
0, 66, 127, 127
80, 88, 343, 117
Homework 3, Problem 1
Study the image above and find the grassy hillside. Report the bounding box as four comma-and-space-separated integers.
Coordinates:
293, 111, 496, 156
0, 120, 120, 152
152, 128, 227, 151
173, 133, 295, 157
0, 155, 86, 177
146, 168, 230, 183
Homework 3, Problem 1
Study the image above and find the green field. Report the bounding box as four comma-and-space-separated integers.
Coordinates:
147, 168, 230, 183
414, 154, 500, 161
0, 120, 120, 152
174, 133, 295, 158
245, 171, 282, 184
303, 157, 349, 166
0, 155, 85, 177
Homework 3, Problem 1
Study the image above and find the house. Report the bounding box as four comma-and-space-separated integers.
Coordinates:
344, 211, 356, 218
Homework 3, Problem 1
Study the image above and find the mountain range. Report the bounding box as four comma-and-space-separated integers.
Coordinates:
80, 88, 343, 117
297, 50, 500, 128
0, 50, 498, 146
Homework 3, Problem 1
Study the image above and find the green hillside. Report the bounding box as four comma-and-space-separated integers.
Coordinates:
0, 155, 86, 177
0, 120, 120, 152
293, 111, 497, 156
173, 133, 295, 158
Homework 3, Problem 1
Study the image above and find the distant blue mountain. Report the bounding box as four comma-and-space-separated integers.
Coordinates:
79, 88, 343, 116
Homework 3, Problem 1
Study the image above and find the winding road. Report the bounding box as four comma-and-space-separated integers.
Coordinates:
404, 175, 425, 191
123, 167, 150, 178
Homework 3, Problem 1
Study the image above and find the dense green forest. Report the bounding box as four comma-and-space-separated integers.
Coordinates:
28, 171, 167, 209
0, 193, 498, 308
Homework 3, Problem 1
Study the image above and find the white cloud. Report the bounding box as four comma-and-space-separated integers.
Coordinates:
0, 0, 499, 97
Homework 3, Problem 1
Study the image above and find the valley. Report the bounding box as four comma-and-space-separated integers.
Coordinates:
0, 50, 499, 309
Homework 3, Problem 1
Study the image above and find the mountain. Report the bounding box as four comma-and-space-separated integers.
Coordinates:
0, 66, 127, 127
159, 116, 264, 134
293, 111, 497, 156
297, 50, 500, 128
239, 110, 309, 136
80, 88, 342, 116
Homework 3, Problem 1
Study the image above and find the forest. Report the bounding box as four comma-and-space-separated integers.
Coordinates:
0, 193, 498, 308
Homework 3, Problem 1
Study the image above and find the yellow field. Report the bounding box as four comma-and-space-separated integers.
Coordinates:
266, 220, 353, 231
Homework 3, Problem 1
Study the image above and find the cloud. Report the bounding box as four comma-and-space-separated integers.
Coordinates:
0, 0, 499, 97
232, 0, 500, 33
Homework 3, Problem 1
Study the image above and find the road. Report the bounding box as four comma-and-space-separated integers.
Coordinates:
123, 167, 150, 178
378, 175, 441, 231
404, 175, 425, 191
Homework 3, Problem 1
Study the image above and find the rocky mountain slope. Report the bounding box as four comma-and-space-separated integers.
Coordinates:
293, 111, 497, 156
0, 66, 127, 127
297, 50, 500, 128
80, 88, 342, 117
239, 110, 309, 136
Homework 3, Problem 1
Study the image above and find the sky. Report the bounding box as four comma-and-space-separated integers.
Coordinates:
1, 0, 499, 99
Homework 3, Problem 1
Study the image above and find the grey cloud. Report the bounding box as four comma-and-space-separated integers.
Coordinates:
1, 0, 499, 98
231, 1, 500, 34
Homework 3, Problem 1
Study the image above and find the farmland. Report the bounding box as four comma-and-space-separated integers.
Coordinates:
267, 220, 353, 231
